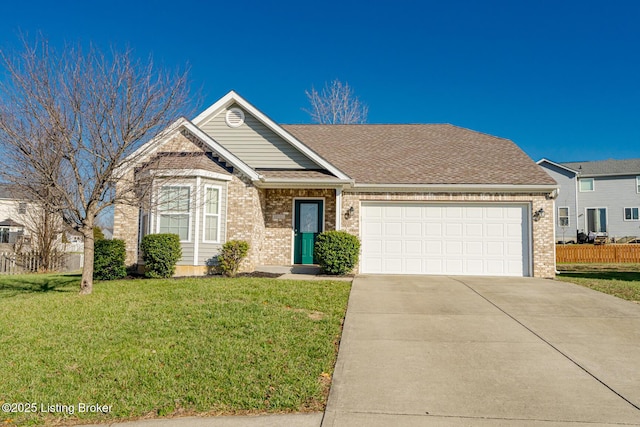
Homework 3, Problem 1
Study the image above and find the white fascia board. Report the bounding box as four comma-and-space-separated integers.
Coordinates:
193, 91, 351, 181
139, 169, 233, 181
536, 158, 578, 175
349, 183, 559, 193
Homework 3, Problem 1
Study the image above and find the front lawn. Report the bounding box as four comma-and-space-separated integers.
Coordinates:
0, 274, 351, 426
557, 264, 640, 302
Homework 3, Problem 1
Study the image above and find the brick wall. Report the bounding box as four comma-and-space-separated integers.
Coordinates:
341, 191, 556, 278
113, 131, 206, 267
260, 189, 337, 265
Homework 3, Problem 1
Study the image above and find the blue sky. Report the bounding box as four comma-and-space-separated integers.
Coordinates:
2, 0, 639, 163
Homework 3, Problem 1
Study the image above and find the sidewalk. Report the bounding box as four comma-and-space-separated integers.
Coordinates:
79, 413, 323, 427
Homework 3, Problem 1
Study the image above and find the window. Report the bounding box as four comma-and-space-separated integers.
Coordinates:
203, 186, 220, 242
637, 176, 640, 193
0, 228, 8, 243
579, 178, 594, 192
158, 186, 191, 241
18, 203, 27, 214
624, 207, 639, 221
558, 207, 569, 227
586, 208, 607, 233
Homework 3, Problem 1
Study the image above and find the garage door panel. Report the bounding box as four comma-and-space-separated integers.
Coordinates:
426, 223, 442, 237
385, 222, 402, 236
404, 222, 422, 236
361, 203, 529, 276
426, 240, 442, 255
445, 223, 463, 237
466, 241, 483, 256
405, 240, 422, 254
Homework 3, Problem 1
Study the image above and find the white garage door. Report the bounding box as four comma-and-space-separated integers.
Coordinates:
361, 203, 529, 276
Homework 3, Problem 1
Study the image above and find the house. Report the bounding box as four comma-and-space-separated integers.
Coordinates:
537, 158, 640, 243
113, 91, 558, 278
0, 184, 29, 245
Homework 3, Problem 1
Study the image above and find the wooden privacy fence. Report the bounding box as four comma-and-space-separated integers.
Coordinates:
556, 244, 640, 263
0, 251, 65, 274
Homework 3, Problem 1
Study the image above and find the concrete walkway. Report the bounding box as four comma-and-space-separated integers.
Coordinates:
322, 275, 640, 426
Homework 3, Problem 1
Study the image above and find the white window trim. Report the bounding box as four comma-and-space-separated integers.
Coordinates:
558, 206, 569, 227
156, 184, 193, 243
579, 178, 594, 192
202, 184, 222, 243
623, 207, 640, 222
636, 176, 640, 193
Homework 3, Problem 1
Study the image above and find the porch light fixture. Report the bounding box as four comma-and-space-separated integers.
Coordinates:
533, 208, 545, 222
345, 206, 354, 219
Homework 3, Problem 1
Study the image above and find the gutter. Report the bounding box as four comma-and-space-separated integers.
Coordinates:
348, 183, 559, 193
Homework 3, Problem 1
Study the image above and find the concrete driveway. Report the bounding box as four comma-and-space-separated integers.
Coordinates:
322, 275, 640, 426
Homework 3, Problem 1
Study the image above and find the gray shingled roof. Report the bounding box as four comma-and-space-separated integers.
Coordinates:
283, 124, 556, 186
137, 152, 232, 176
561, 159, 640, 177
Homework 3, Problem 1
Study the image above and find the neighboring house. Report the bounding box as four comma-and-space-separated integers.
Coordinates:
113, 91, 558, 278
0, 184, 30, 245
537, 158, 640, 242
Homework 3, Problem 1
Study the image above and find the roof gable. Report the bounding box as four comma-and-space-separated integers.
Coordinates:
284, 124, 557, 187
193, 91, 350, 180
120, 117, 260, 181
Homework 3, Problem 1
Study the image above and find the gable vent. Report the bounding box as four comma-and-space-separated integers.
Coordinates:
225, 107, 245, 128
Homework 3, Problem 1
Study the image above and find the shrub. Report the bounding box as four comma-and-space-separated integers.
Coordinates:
94, 238, 127, 280
216, 240, 250, 277
140, 234, 182, 278
314, 231, 360, 275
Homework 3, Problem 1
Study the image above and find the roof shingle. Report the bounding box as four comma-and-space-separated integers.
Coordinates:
283, 124, 556, 186
560, 159, 640, 177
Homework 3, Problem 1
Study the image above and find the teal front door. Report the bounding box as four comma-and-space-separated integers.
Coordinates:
294, 200, 323, 264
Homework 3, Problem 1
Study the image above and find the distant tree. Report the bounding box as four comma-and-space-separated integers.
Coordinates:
0, 35, 192, 294
304, 79, 368, 124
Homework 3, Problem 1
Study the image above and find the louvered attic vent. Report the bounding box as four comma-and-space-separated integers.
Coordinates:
225, 107, 245, 128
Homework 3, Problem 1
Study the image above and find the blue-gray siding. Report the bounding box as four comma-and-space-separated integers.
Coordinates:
577, 175, 640, 239
539, 162, 578, 242
200, 105, 319, 169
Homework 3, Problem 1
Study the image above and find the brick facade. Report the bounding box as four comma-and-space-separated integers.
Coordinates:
114, 130, 556, 278
260, 188, 337, 265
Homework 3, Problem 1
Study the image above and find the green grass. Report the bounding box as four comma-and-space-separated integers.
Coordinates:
556, 264, 640, 302
0, 274, 351, 426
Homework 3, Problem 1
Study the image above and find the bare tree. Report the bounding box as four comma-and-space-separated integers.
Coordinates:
0, 36, 192, 294
19, 199, 65, 272
304, 79, 368, 124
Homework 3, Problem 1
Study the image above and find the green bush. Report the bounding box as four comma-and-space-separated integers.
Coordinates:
314, 231, 360, 275
140, 234, 182, 278
216, 240, 250, 277
93, 239, 127, 280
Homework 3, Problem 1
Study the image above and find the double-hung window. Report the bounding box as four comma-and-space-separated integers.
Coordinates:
203, 186, 221, 242
636, 176, 640, 193
158, 186, 191, 241
624, 207, 639, 221
558, 207, 569, 227
579, 178, 594, 192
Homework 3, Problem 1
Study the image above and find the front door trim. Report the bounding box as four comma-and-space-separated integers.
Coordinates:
292, 197, 325, 265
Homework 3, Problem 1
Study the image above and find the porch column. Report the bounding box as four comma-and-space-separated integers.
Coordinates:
335, 187, 342, 230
